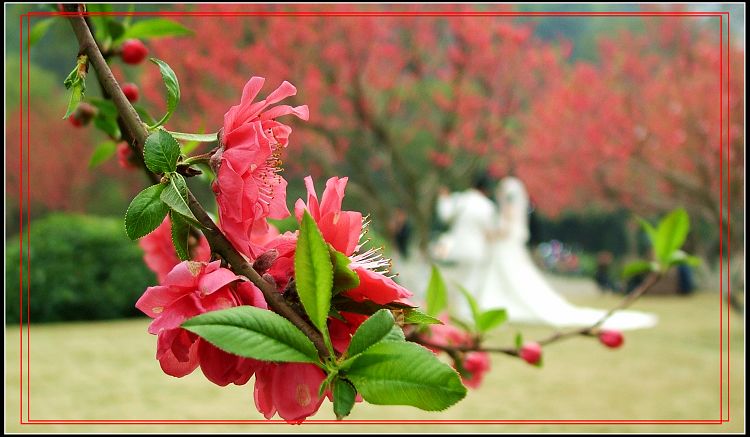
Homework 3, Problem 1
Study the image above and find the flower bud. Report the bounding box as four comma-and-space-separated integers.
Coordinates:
598, 330, 624, 348
122, 83, 139, 103
69, 102, 97, 127
253, 249, 279, 274
120, 39, 148, 65
519, 342, 542, 365
117, 143, 136, 170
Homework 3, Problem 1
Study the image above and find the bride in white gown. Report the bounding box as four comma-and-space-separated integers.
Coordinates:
477, 177, 658, 331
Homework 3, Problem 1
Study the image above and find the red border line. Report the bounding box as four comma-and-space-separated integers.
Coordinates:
725, 11, 731, 424
20, 8, 731, 426
26, 11, 727, 17
18, 11, 24, 427
26, 13, 32, 424
719, 14, 724, 423
25, 419, 725, 425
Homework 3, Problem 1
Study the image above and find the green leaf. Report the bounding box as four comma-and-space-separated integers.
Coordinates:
425, 265, 447, 316
476, 308, 508, 333
295, 211, 334, 348
124, 183, 169, 240
384, 325, 406, 342
457, 285, 481, 329
170, 211, 190, 261
182, 306, 319, 364
167, 131, 218, 143
329, 245, 360, 295
86, 4, 113, 44
346, 309, 396, 358
636, 216, 658, 246
106, 19, 125, 41
93, 112, 121, 139
668, 250, 701, 267
622, 260, 655, 279
143, 129, 181, 174
160, 174, 197, 222
62, 63, 85, 120
149, 58, 180, 128
134, 104, 157, 126
514, 332, 523, 350
88, 141, 117, 168
346, 340, 467, 411
29, 18, 55, 47
121, 18, 193, 41
654, 208, 690, 266
403, 308, 443, 326
333, 379, 357, 420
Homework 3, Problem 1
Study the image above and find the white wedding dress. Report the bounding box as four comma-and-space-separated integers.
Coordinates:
476, 177, 658, 331
432, 189, 497, 319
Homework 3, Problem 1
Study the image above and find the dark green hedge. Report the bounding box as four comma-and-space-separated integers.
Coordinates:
6, 213, 156, 323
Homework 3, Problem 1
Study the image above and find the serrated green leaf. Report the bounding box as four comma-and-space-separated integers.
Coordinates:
403, 308, 443, 326
476, 308, 507, 333
347, 309, 396, 358
654, 208, 690, 267
333, 379, 356, 420
330, 245, 360, 295
457, 285, 481, 329
383, 324, 406, 342
622, 260, 655, 279
346, 340, 467, 411
170, 211, 190, 261
295, 211, 334, 349
120, 18, 193, 41
29, 18, 55, 47
88, 141, 117, 168
425, 265, 447, 316
167, 131, 218, 143
160, 174, 197, 222
124, 183, 169, 240
149, 58, 180, 128
143, 129, 181, 174
182, 306, 319, 364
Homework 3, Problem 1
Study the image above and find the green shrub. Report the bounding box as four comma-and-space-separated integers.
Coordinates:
6, 213, 156, 323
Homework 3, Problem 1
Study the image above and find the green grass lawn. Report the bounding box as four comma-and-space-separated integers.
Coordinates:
5, 290, 744, 433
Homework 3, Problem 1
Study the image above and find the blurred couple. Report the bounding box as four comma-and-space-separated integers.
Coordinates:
432, 175, 657, 330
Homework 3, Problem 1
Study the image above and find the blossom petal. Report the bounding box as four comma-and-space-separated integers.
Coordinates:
254, 364, 277, 419
136, 285, 185, 318
271, 363, 326, 424
346, 267, 414, 306
198, 268, 239, 296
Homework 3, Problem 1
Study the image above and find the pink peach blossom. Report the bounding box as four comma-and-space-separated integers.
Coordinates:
253, 362, 327, 424
214, 77, 309, 258
136, 260, 267, 386
295, 175, 413, 306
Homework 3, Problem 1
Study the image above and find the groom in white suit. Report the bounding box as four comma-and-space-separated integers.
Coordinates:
433, 174, 497, 320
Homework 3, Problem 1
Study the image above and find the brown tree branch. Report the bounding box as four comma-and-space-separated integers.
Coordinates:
64, 6, 330, 359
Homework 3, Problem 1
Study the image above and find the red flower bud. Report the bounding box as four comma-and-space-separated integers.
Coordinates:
120, 39, 148, 65
117, 143, 137, 170
69, 114, 83, 127
122, 83, 139, 103
598, 330, 624, 348
519, 342, 542, 365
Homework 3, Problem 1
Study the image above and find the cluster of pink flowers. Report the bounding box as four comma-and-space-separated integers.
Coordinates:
136, 77, 420, 423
